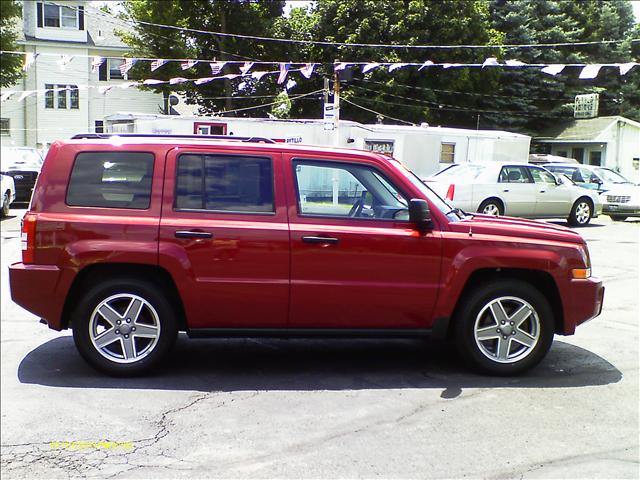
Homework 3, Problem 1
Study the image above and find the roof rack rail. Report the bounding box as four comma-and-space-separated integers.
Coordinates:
71, 133, 277, 144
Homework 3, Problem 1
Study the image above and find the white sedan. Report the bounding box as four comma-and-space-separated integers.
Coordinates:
425, 163, 602, 226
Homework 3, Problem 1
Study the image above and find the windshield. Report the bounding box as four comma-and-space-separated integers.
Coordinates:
433, 163, 486, 182
595, 168, 632, 184
387, 159, 460, 220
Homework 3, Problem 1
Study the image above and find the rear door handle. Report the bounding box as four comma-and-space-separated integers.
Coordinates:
302, 236, 339, 245
174, 230, 213, 239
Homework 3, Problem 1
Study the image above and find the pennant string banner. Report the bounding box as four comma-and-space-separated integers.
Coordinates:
0, 49, 638, 104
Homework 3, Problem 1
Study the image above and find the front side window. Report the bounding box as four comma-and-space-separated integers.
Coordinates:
175, 154, 274, 213
529, 167, 557, 185
294, 160, 407, 220
499, 166, 532, 183
67, 152, 154, 209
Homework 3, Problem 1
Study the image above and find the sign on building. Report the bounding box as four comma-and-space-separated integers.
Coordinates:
323, 103, 336, 130
574, 94, 599, 119
364, 139, 395, 155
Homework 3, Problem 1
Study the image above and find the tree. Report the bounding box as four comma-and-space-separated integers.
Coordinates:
120, 0, 285, 116
483, 0, 639, 134
292, 0, 503, 127
0, 0, 23, 88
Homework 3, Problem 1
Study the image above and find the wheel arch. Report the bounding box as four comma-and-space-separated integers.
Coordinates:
447, 267, 564, 337
61, 263, 187, 331
477, 197, 505, 214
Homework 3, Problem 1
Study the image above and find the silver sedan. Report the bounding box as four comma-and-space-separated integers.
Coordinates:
425, 162, 602, 226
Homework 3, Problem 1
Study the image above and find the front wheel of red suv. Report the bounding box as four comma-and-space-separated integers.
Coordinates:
72, 278, 178, 376
453, 280, 554, 375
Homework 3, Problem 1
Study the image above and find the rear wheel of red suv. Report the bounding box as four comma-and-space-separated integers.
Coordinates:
72, 278, 178, 376
453, 280, 554, 375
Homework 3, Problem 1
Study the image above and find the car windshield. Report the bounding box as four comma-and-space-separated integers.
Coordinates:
595, 168, 632, 184
387, 159, 460, 220
433, 164, 486, 182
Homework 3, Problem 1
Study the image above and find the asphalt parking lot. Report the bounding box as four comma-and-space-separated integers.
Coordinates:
1, 208, 638, 479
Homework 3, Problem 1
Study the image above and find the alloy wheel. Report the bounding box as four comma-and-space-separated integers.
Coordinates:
473, 296, 541, 364
88, 294, 161, 364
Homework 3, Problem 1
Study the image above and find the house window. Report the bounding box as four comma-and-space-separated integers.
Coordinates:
589, 151, 602, 166
57, 85, 67, 109
99, 59, 125, 81
557, 150, 568, 157
0, 118, 9, 136
41, 2, 79, 29
95, 120, 104, 133
45, 84, 54, 108
194, 122, 227, 135
69, 86, 79, 109
45, 84, 79, 109
440, 143, 455, 163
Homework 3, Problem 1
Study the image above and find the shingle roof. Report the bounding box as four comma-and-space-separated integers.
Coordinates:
536, 116, 640, 141
86, 7, 129, 48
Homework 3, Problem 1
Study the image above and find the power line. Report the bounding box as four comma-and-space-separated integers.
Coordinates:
87, 5, 638, 51
340, 97, 414, 125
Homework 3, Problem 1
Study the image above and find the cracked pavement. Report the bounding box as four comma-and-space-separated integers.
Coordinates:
1, 210, 638, 479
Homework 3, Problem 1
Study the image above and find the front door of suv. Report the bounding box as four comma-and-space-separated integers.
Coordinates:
159, 148, 289, 329
284, 155, 442, 330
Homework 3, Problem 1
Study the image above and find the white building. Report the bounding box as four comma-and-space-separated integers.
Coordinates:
535, 116, 640, 182
0, 0, 164, 149
104, 113, 531, 177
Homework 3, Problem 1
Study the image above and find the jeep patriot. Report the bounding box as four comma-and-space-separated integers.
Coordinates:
9, 134, 604, 376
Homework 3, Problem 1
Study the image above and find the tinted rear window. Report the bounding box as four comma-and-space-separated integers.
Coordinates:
66, 152, 154, 209
175, 154, 274, 213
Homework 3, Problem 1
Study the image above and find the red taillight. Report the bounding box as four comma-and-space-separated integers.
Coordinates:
21, 213, 37, 264
445, 184, 455, 201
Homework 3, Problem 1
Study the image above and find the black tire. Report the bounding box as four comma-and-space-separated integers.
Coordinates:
609, 215, 627, 222
72, 278, 178, 376
567, 198, 593, 226
478, 198, 504, 216
453, 280, 555, 375
1, 193, 9, 217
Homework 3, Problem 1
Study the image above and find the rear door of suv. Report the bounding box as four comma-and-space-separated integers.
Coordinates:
158, 145, 289, 330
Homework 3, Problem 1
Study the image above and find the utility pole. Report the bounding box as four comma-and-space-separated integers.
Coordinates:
333, 59, 340, 131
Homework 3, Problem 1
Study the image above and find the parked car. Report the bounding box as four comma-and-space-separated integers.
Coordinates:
543, 163, 635, 191
0, 147, 44, 203
9, 134, 604, 377
425, 162, 601, 226
1, 173, 16, 217
543, 163, 640, 221
529, 154, 578, 165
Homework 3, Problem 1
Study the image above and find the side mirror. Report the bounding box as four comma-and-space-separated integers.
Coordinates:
409, 199, 431, 230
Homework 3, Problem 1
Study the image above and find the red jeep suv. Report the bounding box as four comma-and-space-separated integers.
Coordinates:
9, 134, 604, 376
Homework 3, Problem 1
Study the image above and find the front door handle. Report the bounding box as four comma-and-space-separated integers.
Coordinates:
302, 236, 339, 245
175, 230, 213, 239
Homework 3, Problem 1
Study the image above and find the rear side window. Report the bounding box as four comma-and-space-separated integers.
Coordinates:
67, 152, 154, 209
175, 154, 274, 213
